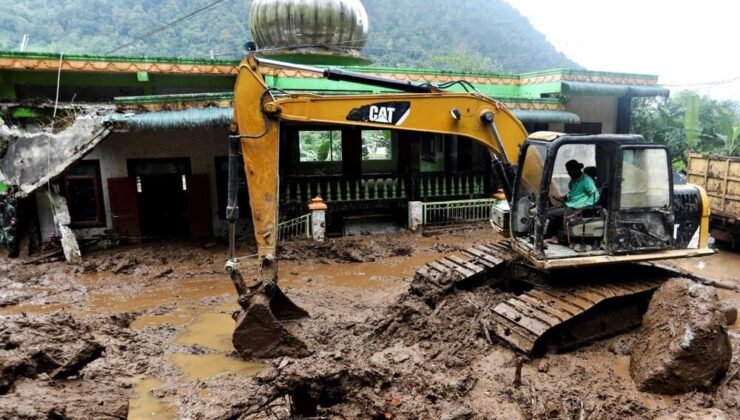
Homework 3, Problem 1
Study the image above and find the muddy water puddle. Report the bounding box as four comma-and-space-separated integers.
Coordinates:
88, 275, 236, 313
280, 251, 443, 290
171, 353, 267, 381
127, 376, 177, 420
175, 311, 237, 352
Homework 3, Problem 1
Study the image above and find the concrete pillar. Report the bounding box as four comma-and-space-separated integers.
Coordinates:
308, 196, 327, 242
408, 201, 423, 233
49, 191, 81, 263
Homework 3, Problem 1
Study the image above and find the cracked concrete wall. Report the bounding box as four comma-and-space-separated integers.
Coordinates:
0, 115, 111, 198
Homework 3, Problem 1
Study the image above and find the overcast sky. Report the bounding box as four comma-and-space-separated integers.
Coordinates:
504, 0, 739, 101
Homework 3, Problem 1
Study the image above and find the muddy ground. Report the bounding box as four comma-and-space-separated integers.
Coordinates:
1, 224, 739, 419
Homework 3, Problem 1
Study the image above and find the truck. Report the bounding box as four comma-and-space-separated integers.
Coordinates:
688, 153, 740, 246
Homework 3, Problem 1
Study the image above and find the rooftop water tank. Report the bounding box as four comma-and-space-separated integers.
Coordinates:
249, 0, 370, 65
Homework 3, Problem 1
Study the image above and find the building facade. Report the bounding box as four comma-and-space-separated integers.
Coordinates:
0, 51, 669, 245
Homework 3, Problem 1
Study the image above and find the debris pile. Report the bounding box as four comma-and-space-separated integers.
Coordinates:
279, 235, 415, 263
630, 278, 732, 394
0, 312, 129, 419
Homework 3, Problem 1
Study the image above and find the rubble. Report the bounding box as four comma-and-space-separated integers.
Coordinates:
630, 278, 732, 394
0, 312, 104, 393
0, 114, 110, 197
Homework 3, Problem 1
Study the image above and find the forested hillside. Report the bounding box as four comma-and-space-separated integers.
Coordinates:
0, 0, 578, 72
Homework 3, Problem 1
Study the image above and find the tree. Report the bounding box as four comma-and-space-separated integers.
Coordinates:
422, 52, 502, 74
632, 92, 740, 170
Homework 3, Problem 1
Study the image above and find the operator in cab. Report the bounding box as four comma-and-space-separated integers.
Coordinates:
544, 159, 600, 244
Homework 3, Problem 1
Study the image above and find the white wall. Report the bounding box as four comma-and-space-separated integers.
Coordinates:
563, 96, 619, 134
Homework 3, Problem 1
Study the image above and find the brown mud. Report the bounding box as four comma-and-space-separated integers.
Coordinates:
0, 225, 738, 419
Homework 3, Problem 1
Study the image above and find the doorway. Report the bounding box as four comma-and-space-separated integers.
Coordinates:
128, 158, 191, 238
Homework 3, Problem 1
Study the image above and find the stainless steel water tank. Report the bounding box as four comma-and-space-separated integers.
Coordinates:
249, 0, 370, 64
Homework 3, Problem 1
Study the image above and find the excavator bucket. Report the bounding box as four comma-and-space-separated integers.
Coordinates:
232, 289, 310, 359
227, 260, 310, 359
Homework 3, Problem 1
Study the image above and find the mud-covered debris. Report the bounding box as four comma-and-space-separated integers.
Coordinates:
720, 301, 737, 325
150, 267, 174, 280
279, 235, 415, 263
440, 404, 473, 420
0, 312, 104, 393
655, 408, 729, 420
0, 378, 128, 419
111, 257, 139, 274
630, 278, 732, 394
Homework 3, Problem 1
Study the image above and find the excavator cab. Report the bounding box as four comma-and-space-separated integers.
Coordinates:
510, 132, 711, 270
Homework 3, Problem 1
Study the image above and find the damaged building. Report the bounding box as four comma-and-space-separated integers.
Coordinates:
0, 50, 669, 258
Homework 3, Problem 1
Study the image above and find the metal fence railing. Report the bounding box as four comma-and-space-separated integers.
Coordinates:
422, 198, 496, 227
278, 213, 312, 242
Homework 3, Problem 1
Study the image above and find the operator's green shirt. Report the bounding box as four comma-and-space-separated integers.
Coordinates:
566, 173, 599, 209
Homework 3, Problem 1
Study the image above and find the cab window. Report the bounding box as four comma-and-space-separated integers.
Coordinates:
620, 148, 670, 208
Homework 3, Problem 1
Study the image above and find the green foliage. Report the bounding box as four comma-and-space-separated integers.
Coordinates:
0, 0, 577, 72
299, 130, 342, 162
632, 92, 740, 170
422, 52, 502, 74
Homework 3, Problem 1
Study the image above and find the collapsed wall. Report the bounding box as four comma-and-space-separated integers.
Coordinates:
0, 114, 110, 198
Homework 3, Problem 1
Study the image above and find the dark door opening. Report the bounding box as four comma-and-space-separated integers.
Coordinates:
128, 158, 191, 238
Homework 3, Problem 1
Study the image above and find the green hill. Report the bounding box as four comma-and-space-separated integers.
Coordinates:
0, 0, 578, 72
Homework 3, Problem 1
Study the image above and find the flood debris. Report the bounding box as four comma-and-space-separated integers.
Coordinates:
49, 192, 81, 263
0, 312, 104, 393
279, 235, 415, 263
630, 278, 732, 394
0, 114, 111, 198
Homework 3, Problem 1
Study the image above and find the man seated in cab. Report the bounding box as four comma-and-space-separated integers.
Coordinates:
544, 159, 600, 245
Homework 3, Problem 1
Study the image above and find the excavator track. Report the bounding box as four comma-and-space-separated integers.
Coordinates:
413, 239, 684, 355
490, 278, 664, 353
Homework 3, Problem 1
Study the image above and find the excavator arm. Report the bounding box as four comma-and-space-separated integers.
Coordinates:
231, 55, 527, 262
226, 55, 527, 358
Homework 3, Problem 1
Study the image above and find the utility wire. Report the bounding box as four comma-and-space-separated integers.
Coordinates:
105, 0, 234, 55
663, 76, 740, 88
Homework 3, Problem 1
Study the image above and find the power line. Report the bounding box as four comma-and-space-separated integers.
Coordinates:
663, 76, 740, 88
105, 0, 234, 55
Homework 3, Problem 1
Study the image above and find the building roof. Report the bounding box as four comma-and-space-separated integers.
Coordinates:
0, 50, 668, 126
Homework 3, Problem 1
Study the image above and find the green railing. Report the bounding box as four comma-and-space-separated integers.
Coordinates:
419, 174, 486, 198
278, 213, 311, 242
422, 198, 496, 227
285, 176, 407, 203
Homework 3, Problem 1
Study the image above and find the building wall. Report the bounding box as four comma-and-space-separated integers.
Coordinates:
36, 127, 246, 241
564, 96, 619, 134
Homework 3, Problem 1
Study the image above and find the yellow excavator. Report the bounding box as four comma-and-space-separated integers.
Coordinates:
225, 55, 715, 358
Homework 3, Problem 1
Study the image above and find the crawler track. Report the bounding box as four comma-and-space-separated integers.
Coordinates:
413, 239, 695, 354
490, 278, 663, 353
